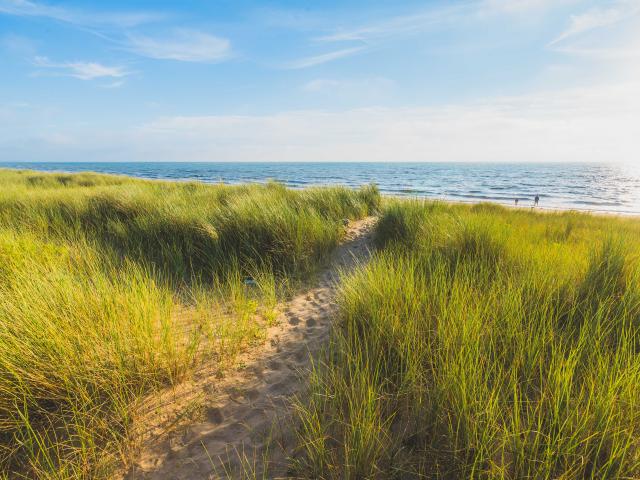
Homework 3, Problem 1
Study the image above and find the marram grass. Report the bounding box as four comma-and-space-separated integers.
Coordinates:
0, 169, 379, 478
0, 169, 380, 281
292, 200, 640, 479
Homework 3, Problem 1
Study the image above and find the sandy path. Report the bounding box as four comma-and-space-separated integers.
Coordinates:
123, 217, 377, 479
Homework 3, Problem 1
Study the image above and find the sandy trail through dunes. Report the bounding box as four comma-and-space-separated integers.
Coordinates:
124, 217, 377, 479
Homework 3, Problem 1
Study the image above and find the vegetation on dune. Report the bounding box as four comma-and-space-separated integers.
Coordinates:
0, 168, 379, 479
8, 168, 640, 479
292, 200, 640, 479
0, 169, 380, 281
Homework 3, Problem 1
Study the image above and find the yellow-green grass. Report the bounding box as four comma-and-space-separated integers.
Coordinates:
0, 169, 380, 281
0, 169, 379, 478
292, 200, 640, 479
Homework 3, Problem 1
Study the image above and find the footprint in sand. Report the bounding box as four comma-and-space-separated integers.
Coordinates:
206, 407, 224, 425
293, 347, 308, 362
267, 358, 283, 370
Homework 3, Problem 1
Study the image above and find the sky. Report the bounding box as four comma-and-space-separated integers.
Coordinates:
0, 0, 639, 163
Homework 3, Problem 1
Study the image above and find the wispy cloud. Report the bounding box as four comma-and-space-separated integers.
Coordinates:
0, 0, 163, 28
482, 0, 578, 15
314, 0, 569, 44
552, 43, 640, 59
138, 83, 640, 161
9, 81, 636, 163
130, 83, 640, 163
101, 80, 126, 89
32, 56, 131, 80
315, 5, 466, 43
303, 78, 345, 92
549, 0, 640, 45
126, 29, 231, 63
284, 46, 366, 69
302, 77, 394, 98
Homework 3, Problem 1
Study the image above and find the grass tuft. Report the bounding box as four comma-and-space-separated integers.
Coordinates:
292, 199, 640, 479
0, 169, 379, 478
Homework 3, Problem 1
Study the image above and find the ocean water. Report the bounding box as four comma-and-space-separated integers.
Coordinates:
2, 162, 640, 214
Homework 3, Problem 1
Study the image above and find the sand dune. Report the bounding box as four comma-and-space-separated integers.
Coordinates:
123, 217, 377, 479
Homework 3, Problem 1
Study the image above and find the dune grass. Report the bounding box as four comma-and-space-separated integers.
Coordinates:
0, 169, 380, 281
0, 168, 379, 479
292, 200, 640, 479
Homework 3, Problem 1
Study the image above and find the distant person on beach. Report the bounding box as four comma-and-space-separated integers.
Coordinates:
515, 198, 519, 206
534, 194, 540, 206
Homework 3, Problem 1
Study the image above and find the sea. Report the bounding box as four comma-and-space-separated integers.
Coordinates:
2, 162, 640, 215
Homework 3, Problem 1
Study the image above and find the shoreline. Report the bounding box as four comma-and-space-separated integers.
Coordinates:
2, 165, 639, 218
387, 194, 640, 217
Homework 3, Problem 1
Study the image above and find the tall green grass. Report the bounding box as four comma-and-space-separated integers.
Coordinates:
0, 170, 379, 281
0, 169, 379, 478
293, 200, 640, 479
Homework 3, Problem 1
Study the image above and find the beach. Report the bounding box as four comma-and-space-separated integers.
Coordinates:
1, 168, 640, 478
2, 162, 640, 215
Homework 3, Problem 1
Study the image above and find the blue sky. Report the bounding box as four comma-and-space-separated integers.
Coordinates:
1, 0, 639, 162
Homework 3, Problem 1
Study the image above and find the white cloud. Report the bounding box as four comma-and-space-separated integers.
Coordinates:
315, 6, 466, 43
126, 29, 231, 63
303, 79, 344, 92
547, 1, 640, 69
553, 44, 640, 59
482, 0, 578, 15
128, 84, 639, 163
32, 56, 131, 80
315, 0, 575, 44
284, 47, 366, 69
0, 0, 163, 28
550, 0, 640, 45
7, 82, 637, 163
101, 80, 126, 89
302, 77, 394, 99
